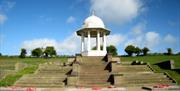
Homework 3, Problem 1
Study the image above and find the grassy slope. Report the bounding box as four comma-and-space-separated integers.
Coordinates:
121, 55, 180, 84
0, 57, 67, 86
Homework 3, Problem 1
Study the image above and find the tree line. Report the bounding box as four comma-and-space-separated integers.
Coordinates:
124, 45, 149, 56
19, 46, 56, 58
124, 45, 174, 56
18, 45, 174, 58
19, 45, 118, 58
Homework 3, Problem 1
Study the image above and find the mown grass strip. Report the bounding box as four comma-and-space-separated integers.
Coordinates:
0, 66, 37, 87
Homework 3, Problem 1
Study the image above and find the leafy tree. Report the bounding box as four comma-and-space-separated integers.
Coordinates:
31, 48, 43, 57
134, 47, 142, 56
92, 45, 103, 50
142, 47, 150, 56
167, 48, 173, 55
0, 53, 2, 56
125, 45, 135, 56
107, 45, 118, 56
44, 46, 57, 58
19, 48, 27, 58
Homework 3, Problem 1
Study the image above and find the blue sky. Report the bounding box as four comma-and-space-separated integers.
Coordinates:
0, 0, 179, 55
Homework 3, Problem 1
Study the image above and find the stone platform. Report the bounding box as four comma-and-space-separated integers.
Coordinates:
13, 54, 178, 90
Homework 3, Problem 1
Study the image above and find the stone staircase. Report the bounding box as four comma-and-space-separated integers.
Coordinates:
15, 62, 71, 87
113, 64, 175, 87
113, 65, 152, 73
14, 55, 177, 88
77, 56, 111, 87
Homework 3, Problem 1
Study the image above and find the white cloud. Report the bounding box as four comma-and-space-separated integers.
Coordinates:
145, 32, 160, 48
0, 1, 16, 11
0, 1, 16, 25
22, 38, 58, 51
21, 30, 179, 55
90, 0, 144, 24
131, 22, 145, 35
57, 33, 80, 54
21, 33, 125, 55
124, 36, 144, 47
164, 34, 176, 44
124, 22, 161, 49
22, 33, 80, 55
107, 34, 125, 46
0, 14, 7, 25
66, 16, 76, 23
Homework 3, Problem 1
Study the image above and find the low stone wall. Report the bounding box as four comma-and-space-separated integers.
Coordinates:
155, 60, 175, 69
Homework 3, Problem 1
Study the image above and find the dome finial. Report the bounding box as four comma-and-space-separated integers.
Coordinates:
91, 10, 95, 16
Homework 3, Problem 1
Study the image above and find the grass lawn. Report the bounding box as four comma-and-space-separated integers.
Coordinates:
0, 57, 67, 87
121, 55, 180, 84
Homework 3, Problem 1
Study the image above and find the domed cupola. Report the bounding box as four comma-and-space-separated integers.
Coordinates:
76, 11, 111, 56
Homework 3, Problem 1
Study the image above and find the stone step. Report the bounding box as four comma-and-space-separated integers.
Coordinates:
115, 67, 150, 70
113, 69, 151, 72
120, 74, 167, 78
76, 84, 111, 87
80, 67, 106, 69
119, 77, 170, 81
78, 81, 110, 85
78, 79, 108, 83
115, 83, 176, 87
79, 76, 108, 78
120, 79, 173, 84
24, 74, 66, 78
121, 76, 167, 79
80, 64, 106, 66
16, 83, 64, 87
37, 70, 68, 74
80, 63, 107, 66
17, 77, 65, 82
78, 79, 108, 82
79, 72, 109, 74
122, 73, 164, 76
80, 70, 107, 72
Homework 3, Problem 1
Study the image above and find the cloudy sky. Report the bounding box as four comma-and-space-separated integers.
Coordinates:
0, 0, 179, 55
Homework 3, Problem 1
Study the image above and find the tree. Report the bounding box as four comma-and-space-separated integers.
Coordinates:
19, 48, 27, 58
142, 47, 150, 56
92, 45, 103, 50
125, 45, 135, 56
0, 53, 2, 56
134, 47, 142, 56
107, 45, 118, 56
44, 46, 57, 58
167, 48, 173, 55
31, 48, 43, 57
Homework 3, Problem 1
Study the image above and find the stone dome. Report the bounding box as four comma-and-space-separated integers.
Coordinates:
82, 15, 105, 28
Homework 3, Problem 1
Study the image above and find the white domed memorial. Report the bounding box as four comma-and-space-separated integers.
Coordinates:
76, 12, 110, 56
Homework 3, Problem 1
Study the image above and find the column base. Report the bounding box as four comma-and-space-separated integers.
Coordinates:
81, 50, 107, 56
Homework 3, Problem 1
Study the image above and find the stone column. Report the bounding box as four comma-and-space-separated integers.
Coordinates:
97, 31, 100, 51
103, 32, 107, 51
81, 33, 84, 52
96, 37, 98, 50
87, 31, 91, 51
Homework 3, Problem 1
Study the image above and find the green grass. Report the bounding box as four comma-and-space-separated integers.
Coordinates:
0, 57, 67, 87
121, 55, 180, 84
0, 57, 67, 70
0, 66, 37, 86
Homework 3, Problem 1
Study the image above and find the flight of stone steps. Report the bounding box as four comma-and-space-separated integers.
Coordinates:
113, 64, 175, 87
77, 56, 111, 87
15, 62, 71, 87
